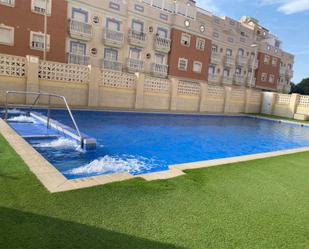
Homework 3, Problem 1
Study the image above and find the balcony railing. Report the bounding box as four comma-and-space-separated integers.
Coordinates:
236, 55, 248, 66
126, 58, 144, 72
222, 76, 233, 85
224, 55, 235, 67
233, 75, 245, 85
210, 52, 221, 64
208, 74, 219, 84
102, 59, 122, 71
69, 19, 92, 41
103, 29, 124, 47
153, 36, 171, 53
247, 77, 256, 87
151, 63, 168, 78
67, 53, 90, 65
280, 67, 286, 75
128, 29, 147, 47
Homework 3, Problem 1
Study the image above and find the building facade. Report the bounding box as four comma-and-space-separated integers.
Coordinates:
0, 0, 294, 93
0, 0, 67, 62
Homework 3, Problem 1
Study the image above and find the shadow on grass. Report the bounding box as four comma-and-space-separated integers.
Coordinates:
0, 207, 184, 249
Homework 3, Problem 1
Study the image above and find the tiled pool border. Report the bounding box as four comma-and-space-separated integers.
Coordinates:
1, 114, 309, 193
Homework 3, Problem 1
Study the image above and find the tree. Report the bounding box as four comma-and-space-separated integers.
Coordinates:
290, 78, 309, 95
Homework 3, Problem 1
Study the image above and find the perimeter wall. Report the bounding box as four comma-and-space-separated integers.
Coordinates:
0, 53, 263, 113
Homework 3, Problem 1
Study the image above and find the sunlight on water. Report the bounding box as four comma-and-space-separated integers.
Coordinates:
1, 108, 25, 114
8, 115, 36, 123
65, 155, 158, 176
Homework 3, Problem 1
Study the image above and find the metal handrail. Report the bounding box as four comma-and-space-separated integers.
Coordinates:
4, 91, 83, 143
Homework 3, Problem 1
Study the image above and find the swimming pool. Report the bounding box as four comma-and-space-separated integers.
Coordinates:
5, 110, 309, 179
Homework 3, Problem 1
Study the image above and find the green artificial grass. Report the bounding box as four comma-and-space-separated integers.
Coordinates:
1, 134, 309, 249
253, 113, 309, 124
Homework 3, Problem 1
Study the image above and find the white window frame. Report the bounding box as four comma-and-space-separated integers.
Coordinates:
193, 61, 202, 73
196, 38, 205, 51
180, 33, 191, 47
30, 31, 50, 51
272, 58, 277, 67
31, 0, 52, 15
269, 74, 275, 83
178, 58, 188, 71
0, 0, 15, 7
0, 24, 14, 46
261, 73, 267, 82
264, 55, 270, 64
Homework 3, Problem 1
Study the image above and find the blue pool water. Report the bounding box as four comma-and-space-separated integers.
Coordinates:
5, 110, 309, 179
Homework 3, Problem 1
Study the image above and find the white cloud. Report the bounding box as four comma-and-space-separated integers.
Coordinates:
196, 0, 225, 15
260, 0, 309, 14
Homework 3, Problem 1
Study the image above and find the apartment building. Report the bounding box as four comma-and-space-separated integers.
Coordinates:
0, 0, 294, 93
0, 0, 67, 62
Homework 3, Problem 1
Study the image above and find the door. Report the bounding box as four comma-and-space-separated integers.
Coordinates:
261, 92, 274, 114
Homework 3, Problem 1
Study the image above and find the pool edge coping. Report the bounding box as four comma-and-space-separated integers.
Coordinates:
1, 114, 309, 193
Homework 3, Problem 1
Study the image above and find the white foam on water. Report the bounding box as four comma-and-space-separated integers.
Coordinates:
33, 137, 82, 151
66, 155, 154, 176
8, 115, 36, 123
1, 108, 25, 114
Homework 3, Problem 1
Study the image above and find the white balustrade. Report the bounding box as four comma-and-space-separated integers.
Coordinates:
0, 54, 26, 77
178, 81, 200, 96
144, 76, 170, 93
100, 70, 136, 89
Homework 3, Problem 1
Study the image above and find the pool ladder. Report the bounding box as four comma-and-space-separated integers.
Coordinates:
4, 91, 84, 147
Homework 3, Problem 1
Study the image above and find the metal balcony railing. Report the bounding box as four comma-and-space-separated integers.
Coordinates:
151, 63, 168, 77
128, 29, 147, 47
102, 59, 122, 71
126, 58, 144, 72
69, 19, 92, 40
103, 29, 124, 47
67, 53, 90, 66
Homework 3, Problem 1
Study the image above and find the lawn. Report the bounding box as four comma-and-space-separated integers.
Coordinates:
0, 134, 309, 249
253, 113, 309, 124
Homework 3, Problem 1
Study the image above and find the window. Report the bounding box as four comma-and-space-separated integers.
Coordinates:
196, 38, 205, 50
132, 20, 144, 33
104, 48, 118, 61
264, 55, 270, 64
223, 68, 230, 77
212, 45, 218, 53
31, 0, 52, 15
129, 47, 141, 59
72, 8, 88, 22
266, 45, 271, 51
134, 4, 144, 12
155, 53, 166, 64
0, 25, 14, 46
240, 31, 246, 37
227, 37, 234, 43
208, 65, 215, 75
213, 32, 219, 38
178, 58, 188, 71
106, 18, 120, 31
160, 13, 168, 21
109, 1, 120, 11
238, 48, 245, 56
0, 0, 15, 7
180, 33, 190, 47
70, 41, 86, 55
235, 67, 242, 75
193, 61, 202, 73
226, 48, 233, 56
157, 28, 168, 38
261, 73, 267, 82
269, 74, 275, 83
30, 31, 50, 51
272, 58, 277, 67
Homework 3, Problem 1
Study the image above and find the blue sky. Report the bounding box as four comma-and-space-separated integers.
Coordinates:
196, 0, 309, 83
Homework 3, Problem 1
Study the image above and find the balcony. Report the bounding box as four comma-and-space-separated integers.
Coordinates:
285, 69, 294, 78
128, 29, 147, 47
236, 55, 248, 66
103, 29, 124, 48
69, 19, 92, 41
210, 52, 221, 64
224, 55, 235, 67
233, 75, 245, 86
126, 58, 144, 72
222, 76, 233, 85
208, 74, 220, 84
280, 67, 286, 76
153, 36, 171, 53
247, 77, 256, 87
102, 59, 122, 71
248, 59, 259, 69
67, 53, 90, 65
151, 63, 168, 78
